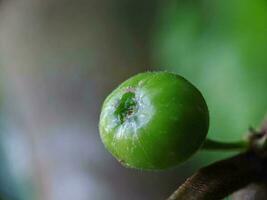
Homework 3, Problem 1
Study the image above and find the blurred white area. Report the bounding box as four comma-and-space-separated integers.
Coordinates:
0, 0, 184, 200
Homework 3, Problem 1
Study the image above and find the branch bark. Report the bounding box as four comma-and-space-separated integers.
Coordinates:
167, 151, 267, 200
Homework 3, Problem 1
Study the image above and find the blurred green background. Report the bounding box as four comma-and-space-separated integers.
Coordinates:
153, 0, 267, 142
0, 0, 266, 199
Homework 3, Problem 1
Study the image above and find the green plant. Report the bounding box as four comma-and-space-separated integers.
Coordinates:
99, 71, 267, 199
99, 71, 209, 169
99, 71, 246, 169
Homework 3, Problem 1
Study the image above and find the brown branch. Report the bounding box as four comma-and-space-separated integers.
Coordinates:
167, 151, 267, 200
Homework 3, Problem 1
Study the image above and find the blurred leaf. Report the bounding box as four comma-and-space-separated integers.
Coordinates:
153, 0, 267, 143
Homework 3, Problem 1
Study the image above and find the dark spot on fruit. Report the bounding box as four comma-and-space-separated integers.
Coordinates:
114, 91, 137, 124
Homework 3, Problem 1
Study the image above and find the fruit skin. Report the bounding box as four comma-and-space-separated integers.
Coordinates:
99, 71, 209, 170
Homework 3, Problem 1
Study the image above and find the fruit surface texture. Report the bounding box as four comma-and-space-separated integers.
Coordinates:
99, 71, 209, 170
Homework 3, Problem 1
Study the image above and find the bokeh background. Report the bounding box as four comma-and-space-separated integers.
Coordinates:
0, 0, 266, 199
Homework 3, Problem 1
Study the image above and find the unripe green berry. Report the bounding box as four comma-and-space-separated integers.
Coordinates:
99, 71, 209, 170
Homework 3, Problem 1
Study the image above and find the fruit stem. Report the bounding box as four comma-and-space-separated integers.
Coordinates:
202, 138, 249, 151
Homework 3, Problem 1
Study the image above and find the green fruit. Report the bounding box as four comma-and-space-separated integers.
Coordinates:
99, 71, 209, 170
